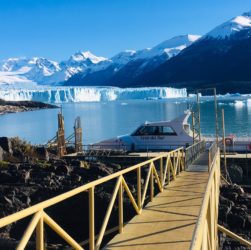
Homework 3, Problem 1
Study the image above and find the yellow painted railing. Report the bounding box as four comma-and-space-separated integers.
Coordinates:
208, 141, 217, 172
190, 148, 221, 250
185, 140, 206, 169
190, 147, 251, 249
0, 147, 185, 250
218, 224, 251, 248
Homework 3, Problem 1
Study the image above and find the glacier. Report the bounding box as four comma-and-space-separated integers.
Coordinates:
0, 85, 187, 103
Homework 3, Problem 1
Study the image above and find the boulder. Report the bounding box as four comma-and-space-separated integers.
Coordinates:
55, 165, 72, 175
228, 164, 243, 184
0, 137, 12, 154
227, 212, 246, 229
34, 147, 49, 161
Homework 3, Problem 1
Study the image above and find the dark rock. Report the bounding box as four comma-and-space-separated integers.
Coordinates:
237, 193, 251, 209
0, 171, 18, 183
8, 164, 19, 172
220, 195, 234, 207
228, 164, 243, 184
3, 197, 13, 207
21, 170, 31, 184
227, 212, 246, 229
228, 192, 239, 201
246, 215, 251, 230
34, 147, 49, 161
0, 137, 12, 154
55, 165, 72, 175
219, 205, 232, 223
12, 148, 26, 161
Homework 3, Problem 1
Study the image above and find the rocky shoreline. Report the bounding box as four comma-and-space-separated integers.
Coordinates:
219, 184, 251, 249
0, 137, 141, 249
0, 99, 58, 115
0, 137, 250, 249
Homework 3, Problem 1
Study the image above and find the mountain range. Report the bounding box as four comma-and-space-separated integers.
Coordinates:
1, 10, 251, 93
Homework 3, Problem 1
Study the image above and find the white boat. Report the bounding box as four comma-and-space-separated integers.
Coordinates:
91, 111, 194, 152
91, 110, 251, 153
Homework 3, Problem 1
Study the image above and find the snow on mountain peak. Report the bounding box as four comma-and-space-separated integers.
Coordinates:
1, 57, 30, 72
137, 34, 201, 59
70, 51, 107, 64
0, 34, 200, 85
206, 12, 251, 39
111, 50, 137, 65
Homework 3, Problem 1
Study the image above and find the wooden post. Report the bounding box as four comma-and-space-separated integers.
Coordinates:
57, 113, 66, 157
137, 168, 142, 212
118, 181, 123, 234
192, 112, 196, 143
89, 187, 95, 250
150, 166, 154, 202
221, 109, 227, 180
214, 88, 219, 144
160, 158, 163, 187
196, 91, 201, 141
74, 117, 82, 153
36, 217, 44, 250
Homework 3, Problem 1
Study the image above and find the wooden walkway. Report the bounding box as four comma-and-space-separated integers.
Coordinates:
104, 154, 209, 250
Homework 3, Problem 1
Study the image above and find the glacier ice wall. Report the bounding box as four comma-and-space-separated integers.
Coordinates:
0, 85, 187, 103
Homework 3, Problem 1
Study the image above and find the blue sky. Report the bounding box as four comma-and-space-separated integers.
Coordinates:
0, 0, 250, 61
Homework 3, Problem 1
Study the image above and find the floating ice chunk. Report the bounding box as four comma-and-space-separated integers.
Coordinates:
247, 99, 251, 106
234, 100, 245, 108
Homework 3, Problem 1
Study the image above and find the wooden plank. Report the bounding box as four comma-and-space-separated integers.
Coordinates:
104, 171, 209, 250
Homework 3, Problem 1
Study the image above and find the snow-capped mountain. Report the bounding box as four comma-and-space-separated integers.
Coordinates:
2, 9, 251, 93
132, 11, 251, 93
65, 34, 201, 86
0, 51, 108, 85
137, 34, 201, 59
44, 51, 108, 85
0, 57, 61, 85
0, 34, 200, 86
206, 11, 251, 39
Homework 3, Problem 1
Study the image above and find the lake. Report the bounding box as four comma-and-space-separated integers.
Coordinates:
0, 96, 251, 145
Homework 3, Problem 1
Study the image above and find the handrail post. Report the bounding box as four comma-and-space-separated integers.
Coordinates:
160, 158, 163, 187
137, 167, 142, 213
208, 152, 211, 172
150, 165, 154, 202
118, 180, 123, 234
36, 215, 44, 250
167, 159, 170, 185
89, 187, 95, 250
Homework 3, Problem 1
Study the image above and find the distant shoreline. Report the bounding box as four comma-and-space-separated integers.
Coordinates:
0, 99, 58, 115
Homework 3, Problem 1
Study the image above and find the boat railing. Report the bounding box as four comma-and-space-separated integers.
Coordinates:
77, 144, 186, 157
184, 140, 206, 169
0, 147, 185, 250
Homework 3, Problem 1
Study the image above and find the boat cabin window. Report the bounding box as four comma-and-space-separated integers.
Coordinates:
133, 126, 177, 136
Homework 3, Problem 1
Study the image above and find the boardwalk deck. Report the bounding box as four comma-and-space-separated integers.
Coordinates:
105, 165, 209, 250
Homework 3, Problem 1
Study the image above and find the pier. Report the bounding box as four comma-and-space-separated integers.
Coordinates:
105, 171, 209, 250
0, 141, 250, 249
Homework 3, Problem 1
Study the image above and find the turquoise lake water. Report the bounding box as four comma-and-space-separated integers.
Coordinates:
0, 97, 251, 145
